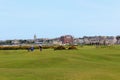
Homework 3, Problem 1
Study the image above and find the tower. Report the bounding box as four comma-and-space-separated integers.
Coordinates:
34, 34, 37, 40
34, 34, 37, 43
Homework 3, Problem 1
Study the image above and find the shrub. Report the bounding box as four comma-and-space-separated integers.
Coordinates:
0, 45, 55, 50
0, 46, 29, 50
42, 46, 53, 49
68, 46, 77, 50
54, 46, 66, 50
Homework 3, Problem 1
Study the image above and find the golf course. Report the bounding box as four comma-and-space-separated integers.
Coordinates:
0, 46, 120, 80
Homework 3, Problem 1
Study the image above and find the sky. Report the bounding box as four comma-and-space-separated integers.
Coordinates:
0, 0, 120, 40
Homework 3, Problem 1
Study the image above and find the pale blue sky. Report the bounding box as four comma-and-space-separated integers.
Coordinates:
0, 0, 120, 40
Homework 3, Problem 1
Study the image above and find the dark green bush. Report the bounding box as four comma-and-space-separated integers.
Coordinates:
0, 46, 30, 50
0, 45, 54, 50
68, 46, 77, 50
54, 46, 66, 50
42, 46, 53, 49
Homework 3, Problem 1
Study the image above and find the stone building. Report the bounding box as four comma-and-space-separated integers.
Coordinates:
83, 36, 117, 45
60, 35, 74, 45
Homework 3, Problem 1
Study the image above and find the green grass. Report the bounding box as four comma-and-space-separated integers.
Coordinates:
0, 46, 120, 80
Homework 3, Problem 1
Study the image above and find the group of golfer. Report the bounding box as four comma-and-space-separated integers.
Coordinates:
28, 45, 42, 52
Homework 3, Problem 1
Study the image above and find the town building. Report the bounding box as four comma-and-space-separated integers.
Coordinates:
83, 36, 117, 45
73, 38, 84, 45
116, 36, 120, 44
60, 35, 74, 45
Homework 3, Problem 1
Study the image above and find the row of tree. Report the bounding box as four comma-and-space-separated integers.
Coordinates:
0, 40, 34, 45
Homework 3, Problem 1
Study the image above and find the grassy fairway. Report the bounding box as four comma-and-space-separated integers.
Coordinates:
0, 47, 120, 80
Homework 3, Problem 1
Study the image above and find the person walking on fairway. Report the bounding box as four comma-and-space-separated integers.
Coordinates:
39, 44, 42, 51
31, 46, 34, 51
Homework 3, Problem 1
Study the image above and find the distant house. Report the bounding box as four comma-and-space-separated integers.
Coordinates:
45, 38, 62, 46
116, 36, 120, 44
105, 36, 117, 45
60, 35, 74, 45
74, 38, 84, 45
12, 40, 20, 45
83, 36, 90, 45
83, 36, 116, 45
52, 40, 62, 45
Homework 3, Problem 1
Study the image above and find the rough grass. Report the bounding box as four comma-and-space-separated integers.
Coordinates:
0, 46, 120, 80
